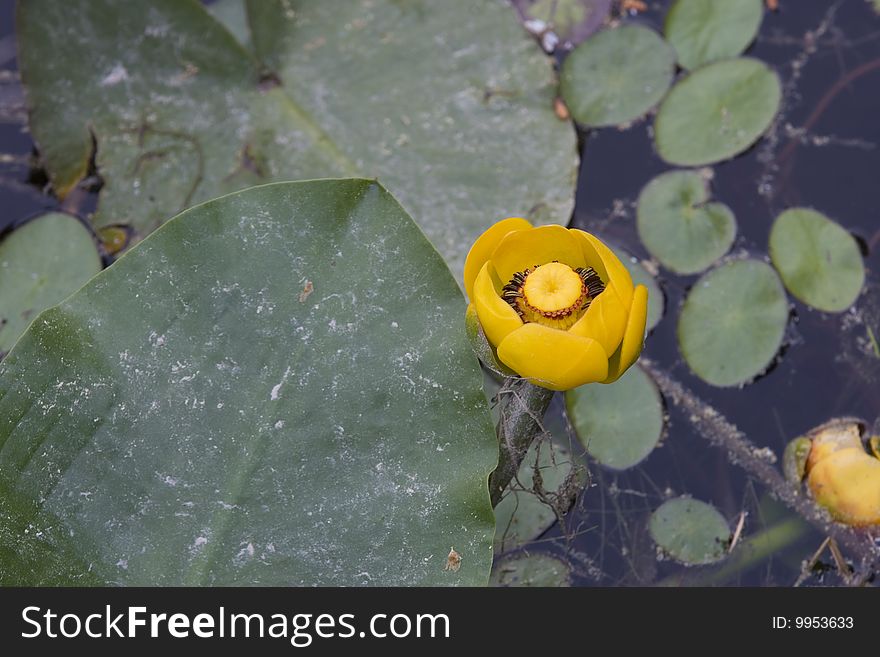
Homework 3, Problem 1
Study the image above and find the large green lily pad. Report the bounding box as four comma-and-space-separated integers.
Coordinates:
654, 58, 781, 166
664, 0, 764, 70
637, 169, 736, 275
678, 259, 788, 387
649, 497, 730, 565
565, 365, 664, 470
18, 0, 577, 280
560, 24, 676, 128
0, 180, 497, 586
0, 212, 102, 355
769, 208, 865, 313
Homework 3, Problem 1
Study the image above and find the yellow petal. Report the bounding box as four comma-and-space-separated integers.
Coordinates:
568, 282, 628, 356
602, 284, 648, 383
573, 230, 634, 308
807, 448, 880, 526
490, 225, 586, 284
497, 323, 608, 391
473, 261, 524, 347
463, 217, 532, 300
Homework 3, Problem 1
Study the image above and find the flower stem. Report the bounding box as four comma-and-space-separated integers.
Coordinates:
489, 378, 555, 507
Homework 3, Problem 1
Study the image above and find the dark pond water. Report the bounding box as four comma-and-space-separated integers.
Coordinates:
1, 0, 879, 586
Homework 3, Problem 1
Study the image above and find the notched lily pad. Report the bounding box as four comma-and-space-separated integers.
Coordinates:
637, 169, 736, 275
678, 259, 788, 387
560, 24, 676, 128
494, 440, 585, 553
769, 208, 865, 313
654, 58, 781, 166
664, 0, 764, 70
0, 212, 102, 355
565, 365, 664, 471
649, 497, 731, 565
490, 552, 572, 586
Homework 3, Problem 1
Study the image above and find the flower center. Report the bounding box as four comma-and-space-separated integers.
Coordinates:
502, 262, 605, 330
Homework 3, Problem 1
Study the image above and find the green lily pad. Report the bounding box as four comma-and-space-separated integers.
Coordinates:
678, 259, 788, 387
769, 208, 865, 313
664, 0, 764, 70
490, 553, 572, 586
609, 245, 665, 332
649, 497, 731, 565
0, 213, 102, 355
637, 169, 736, 275
207, 0, 252, 51
494, 440, 584, 553
565, 365, 664, 471
0, 180, 497, 586
517, 0, 613, 48
559, 24, 676, 128
18, 0, 576, 280
654, 58, 781, 166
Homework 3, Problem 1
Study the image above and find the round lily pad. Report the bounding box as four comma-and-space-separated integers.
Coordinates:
610, 245, 664, 331
494, 440, 584, 553
560, 24, 676, 128
678, 259, 788, 387
769, 208, 865, 313
649, 497, 731, 565
637, 169, 736, 275
490, 553, 572, 587
654, 58, 781, 166
565, 365, 664, 470
664, 0, 764, 70
0, 212, 102, 355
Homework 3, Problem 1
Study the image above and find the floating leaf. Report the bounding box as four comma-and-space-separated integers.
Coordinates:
494, 440, 584, 553
560, 25, 676, 128
610, 245, 664, 331
0, 180, 497, 586
207, 0, 253, 50
649, 497, 730, 565
490, 553, 572, 586
664, 0, 764, 70
637, 169, 736, 275
515, 0, 613, 48
769, 208, 865, 313
18, 0, 576, 280
654, 58, 781, 166
565, 365, 664, 470
678, 259, 788, 387
0, 212, 101, 355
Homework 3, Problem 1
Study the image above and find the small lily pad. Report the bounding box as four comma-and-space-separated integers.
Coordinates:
516, 0, 613, 49
610, 245, 665, 331
649, 497, 731, 565
664, 0, 764, 70
637, 169, 736, 275
565, 365, 664, 470
769, 208, 865, 313
560, 24, 676, 128
654, 58, 781, 166
494, 440, 584, 553
490, 553, 572, 587
0, 213, 102, 354
678, 259, 788, 387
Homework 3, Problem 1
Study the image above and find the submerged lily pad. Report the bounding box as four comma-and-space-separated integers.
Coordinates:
494, 440, 584, 553
610, 245, 664, 332
654, 58, 781, 166
637, 169, 736, 275
664, 0, 764, 70
678, 259, 788, 387
769, 208, 865, 313
490, 552, 572, 587
560, 24, 676, 128
18, 0, 576, 280
650, 497, 731, 565
565, 365, 664, 470
0, 213, 102, 355
0, 180, 498, 586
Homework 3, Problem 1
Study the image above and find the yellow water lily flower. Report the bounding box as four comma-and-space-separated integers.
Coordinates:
464, 217, 648, 391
